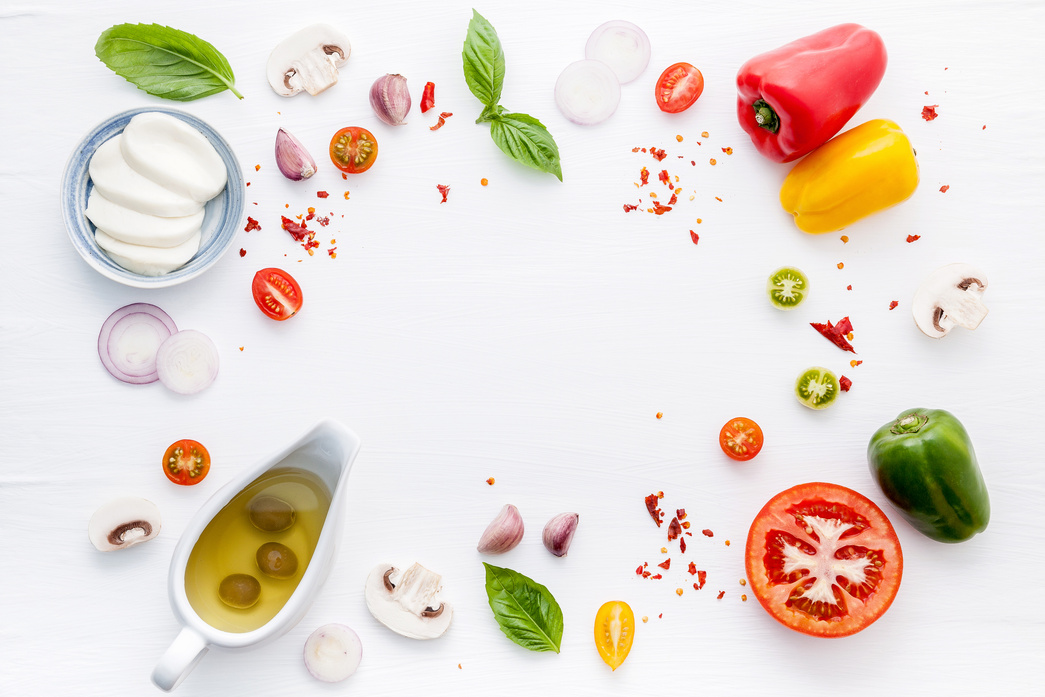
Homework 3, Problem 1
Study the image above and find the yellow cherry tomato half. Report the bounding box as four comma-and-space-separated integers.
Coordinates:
594, 600, 635, 671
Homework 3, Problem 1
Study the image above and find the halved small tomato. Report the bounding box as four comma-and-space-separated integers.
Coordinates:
329, 126, 378, 174
719, 417, 764, 461
745, 482, 902, 637
594, 600, 635, 671
655, 62, 704, 113
163, 439, 210, 486
252, 268, 302, 321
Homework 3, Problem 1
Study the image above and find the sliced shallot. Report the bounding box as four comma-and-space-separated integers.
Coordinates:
98, 303, 178, 384
584, 20, 651, 84
156, 329, 219, 395
554, 59, 621, 125
304, 624, 362, 682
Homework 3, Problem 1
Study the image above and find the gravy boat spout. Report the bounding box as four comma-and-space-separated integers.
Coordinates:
152, 419, 361, 691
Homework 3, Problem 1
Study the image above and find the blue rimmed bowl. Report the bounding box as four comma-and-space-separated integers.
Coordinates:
61, 107, 245, 288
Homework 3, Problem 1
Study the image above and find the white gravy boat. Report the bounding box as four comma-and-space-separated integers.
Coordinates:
152, 419, 361, 691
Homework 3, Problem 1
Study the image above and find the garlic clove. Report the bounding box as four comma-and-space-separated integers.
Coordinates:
369, 74, 411, 126
274, 128, 317, 181
477, 504, 524, 554
542, 512, 579, 557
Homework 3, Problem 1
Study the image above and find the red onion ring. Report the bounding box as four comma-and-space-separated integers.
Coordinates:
97, 303, 178, 384
156, 329, 219, 395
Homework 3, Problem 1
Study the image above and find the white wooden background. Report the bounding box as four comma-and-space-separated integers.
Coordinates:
3, 0, 1043, 694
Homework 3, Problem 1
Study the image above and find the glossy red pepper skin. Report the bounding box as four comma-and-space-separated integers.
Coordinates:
736, 24, 887, 163
421, 81, 436, 113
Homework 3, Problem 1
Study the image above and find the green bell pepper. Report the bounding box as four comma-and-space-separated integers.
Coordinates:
867, 408, 990, 543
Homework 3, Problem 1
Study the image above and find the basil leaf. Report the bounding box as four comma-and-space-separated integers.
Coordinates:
476, 104, 505, 124
95, 23, 243, 101
488, 112, 563, 181
462, 10, 504, 108
483, 562, 563, 653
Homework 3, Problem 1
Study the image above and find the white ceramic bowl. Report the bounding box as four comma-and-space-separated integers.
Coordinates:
61, 107, 245, 289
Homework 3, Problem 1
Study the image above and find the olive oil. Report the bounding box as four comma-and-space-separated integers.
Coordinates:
185, 467, 332, 633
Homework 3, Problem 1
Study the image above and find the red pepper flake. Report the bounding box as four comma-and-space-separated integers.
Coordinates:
420, 81, 436, 113
839, 375, 853, 392
239, 248, 246, 257
486, 477, 495, 485
850, 359, 863, 368
650, 574, 663, 580
679, 536, 687, 554
636, 565, 644, 576
651, 201, 673, 215
690, 230, 699, 245
246, 181, 251, 187
644, 494, 663, 527
281, 216, 309, 241
317, 216, 330, 226
687, 562, 697, 575
437, 184, 450, 203
676, 135, 683, 142
939, 185, 950, 193
840, 235, 849, 243
632, 147, 642, 153
676, 508, 686, 520
658, 169, 671, 186
667, 517, 682, 541
655, 412, 664, 419
702, 529, 713, 537
254, 164, 261, 171
889, 301, 899, 311
701, 131, 709, 138
709, 158, 717, 165
695, 218, 702, 224
658, 559, 671, 570
639, 167, 649, 186
327, 247, 337, 258
343, 191, 350, 200
690, 160, 696, 166
244, 216, 261, 232
676, 588, 684, 596
623, 203, 638, 212
238, 346, 244, 351
847, 285, 853, 291
430, 111, 453, 131
481, 178, 489, 186
721, 147, 733, 155
650, 147, 667, 161
725, 540, 730, 546
982, 125, 987, 130
837, 262, 845, 269
717, 591, 725, 600
696, 570, 707, 589
316, 191, 329, 198
667, 192, 678, 206
922, 105, 939, 121
681, 521, 690, 529
658, 613, 663, 619
342, 173, 348, 180
810, 317, 856, 353
714, 196, 722, 202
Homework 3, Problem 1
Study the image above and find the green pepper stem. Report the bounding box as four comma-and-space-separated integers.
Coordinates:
752, 99, 779, 134
891, 412, 929, 435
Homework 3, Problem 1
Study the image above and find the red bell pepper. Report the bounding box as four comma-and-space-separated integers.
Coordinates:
736, 24, 887, 163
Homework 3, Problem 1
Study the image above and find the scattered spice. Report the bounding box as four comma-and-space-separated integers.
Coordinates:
906, 234, 921, 243
741, 594, 748, 601
254, 164, 261, 171
244, 216, 261, 232
623, 204, 638, 212
702, 529, 713, 537
694, 571, 706, 589
921, 105, 939, 121
676, 135, 683, 142
839, 375, 853, 392
651, 147, 667, 161
701, 131, 709, 138
639, 167, 650, 186
281, 216, 309, 241
651, 201, 673, 215
739, 579, 746, 586
437, 184, 450, 203
939, 185, 950, 193
679, 536, 687, 554
486, 477, 495, 485
688, 562, 697, 575
421, 82, 436, 113
889, 301, 899, 310
667, 517, 682, 541
717, 591, 725, 600
656, 412, 663, 419
811, 317, 856, 353
343, 191, 350, 200
676, 588, 684, 596
658, 559, 671, 570
645, 494, 664, 527
837, 262, 845, 269
722, 147, 733, 155
239, 347, 244, 351
316, 191, 329, 198
724, 540, 730, 546
850, 359, 864, 367
690, 230, 699, 245
695, 218, 702, 224
709, 158, 717, 166
658, 169, 671, 186
847, 285, 853, 291
430, 111, 453, 131
714, 196, 723, 202
481, 178, 489, 186
841, 235, 849, 243
239, 248, 246, 257
642, 616, 649, 623
327, 247, 337, 259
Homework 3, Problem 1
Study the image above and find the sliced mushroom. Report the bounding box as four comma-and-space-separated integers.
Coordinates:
88, 497, 161, 551
364, 562, 453, 639
266, 24, 351, 97
912, 263, 989, 338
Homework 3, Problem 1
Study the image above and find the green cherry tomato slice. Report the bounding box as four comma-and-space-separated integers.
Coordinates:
767, 266, 809, 310
795, 366, 839, 409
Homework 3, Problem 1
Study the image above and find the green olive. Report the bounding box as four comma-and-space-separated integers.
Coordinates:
767, 266, 809, 310
795, 366, 839, 410
247, 495, 296, 532
256, 541, 299, 579
218, 573, 261, 609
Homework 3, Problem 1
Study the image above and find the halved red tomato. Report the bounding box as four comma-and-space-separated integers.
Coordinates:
719, 417, 764, 461
655, 62, 704, 113
162, 439, 210, 486
745, 482, 902, 637
252, 268, 302, 321
329, 126, 378, 174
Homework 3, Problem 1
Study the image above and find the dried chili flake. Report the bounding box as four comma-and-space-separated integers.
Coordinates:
811, 317, 856, 353
695, 218, 702, 224
921, 105, 939, 121
667, 517, 682, 541
644, 494, 663, 527
696, 570, 707, 589
717, 591, 725, 599
430, 112, 453, 131
623, 204, 638, 212
676, 508, 686, 520
741, 594, 748, 601
650, 574, 663, 580
246, 181, 251, 187
739, 579, 746, 586
327, 247, 337, 258
679, 536, 687, 554
316, 191, 329, 198
709, 158, 717, 165
841, 235, 849, 243
939, 185, 950, 193
317, 216, 330, 226
847, 285, 853, 291
702, 529, 713, 537
676, 135, 683, 142
676, 588, 684, 596
254, 164, 261, 171
722, 146, 733, 155
658, 559, 671, 570
239, 248, 246, 257
688, 562, 697, 575
420, 81, 436, 113
839, 375, 853, 392
660, 547, 668, 554
690, 230, 699, 245
632, 147, 642, 153
486, 477, 495, 486
639, 167, 650, 186
681, 521, 690, 529
636, 564, 644, 576
715, 196, 723, 202
651, 201, 673, 215
306, 207, 316, 221
650, 147, 667, 161
281, 216, 309, 241
850, 359, 863, 367
889, 300, 899, 310
907, 234, 921, 243
725, 540, 730, 546
667, 192, 678, 206
837, 262, 845, 269
481, 178, 489, 186
244, 216, 261, 232
437, 184, 450, 203
658, 169, 671, 186
343, 191, 350, 200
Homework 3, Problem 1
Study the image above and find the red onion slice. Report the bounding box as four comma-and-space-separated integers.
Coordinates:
554, 59, 621, 125
156, 329, 219, 395
584, 20, 651, 84
98, 303, 178, 384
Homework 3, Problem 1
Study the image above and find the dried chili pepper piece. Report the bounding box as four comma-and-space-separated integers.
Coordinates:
690, 230, 699, 245
420, 81, 436, 113
244, 216, 261, 232
623, 204, 638, 212
658, 559, 671, 570
697, 571, 707, 589
639, 167, 650, 186
922, 105, 939, 121
644, 494, 663, 527
667, 517, 681, 541
281, 216, 309, 241
839, 375, 853, 392
430, 112, 453, 131
907, 234, 921, 243
679, 536, 687, 554
437, 184, 450, 203
810, 316, 856, 353
658, 170, 671, 186
651, 201, 673, 215
651, 148, 667, 161
939, 185, 950, 193
702, 528, 714, 537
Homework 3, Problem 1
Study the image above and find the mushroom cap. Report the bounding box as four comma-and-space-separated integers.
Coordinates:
912, 263, 989, 338
266, 24, 351, 97
88, 496, 162, 551
364, 563, 453, 640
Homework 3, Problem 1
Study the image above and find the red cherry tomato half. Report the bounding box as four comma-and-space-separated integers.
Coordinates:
745, 482, 903, 637
719, 417, 764, 461
655, 62, 704, 113
163, 439, 211, 486
252, 268, 303, 321
329, 126, 378, 174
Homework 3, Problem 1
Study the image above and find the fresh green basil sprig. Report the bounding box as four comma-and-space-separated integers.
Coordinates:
95, 23, 243, 101
462, 10, 562, 181
483, 562, 563, 652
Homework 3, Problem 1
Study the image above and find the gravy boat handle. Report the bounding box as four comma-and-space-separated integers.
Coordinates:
152, 627, 208, 691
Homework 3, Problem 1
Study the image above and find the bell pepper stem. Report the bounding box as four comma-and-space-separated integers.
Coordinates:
752, 99, 780, 133
891, 412, 929, 435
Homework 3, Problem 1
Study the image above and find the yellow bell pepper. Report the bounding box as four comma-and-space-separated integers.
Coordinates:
779, 119, 919, 234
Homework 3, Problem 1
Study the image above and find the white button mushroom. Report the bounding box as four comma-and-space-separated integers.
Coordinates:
266, 24, 351, 97
88, 497, 162, 551
912, 263, 989, 338
364, 563, 453, 639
